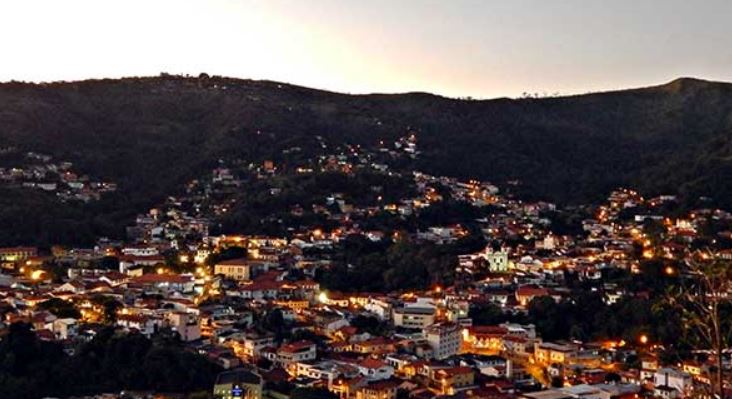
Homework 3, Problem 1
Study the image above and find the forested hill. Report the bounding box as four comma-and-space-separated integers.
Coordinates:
1, 75, 732, 243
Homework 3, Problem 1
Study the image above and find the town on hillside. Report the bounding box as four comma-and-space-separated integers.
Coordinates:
1, 133, 731, 399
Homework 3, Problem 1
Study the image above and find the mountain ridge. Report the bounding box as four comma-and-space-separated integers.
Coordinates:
3, 74, 727, 100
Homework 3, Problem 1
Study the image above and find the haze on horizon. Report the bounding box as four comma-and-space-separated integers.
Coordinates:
2, 0, 732, 98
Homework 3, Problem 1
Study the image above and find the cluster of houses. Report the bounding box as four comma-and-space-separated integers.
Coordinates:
0, 233, 716, 399
0, 150, 116, 201
1, 137, 731, 398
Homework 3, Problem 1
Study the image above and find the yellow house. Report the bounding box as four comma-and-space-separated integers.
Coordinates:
356, 379, 400, 399
534, 342, 577, 365
433, 367, 474, 395
214, 258, 251, 281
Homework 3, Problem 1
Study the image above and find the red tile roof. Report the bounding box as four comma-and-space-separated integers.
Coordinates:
133, 273, 193, 284
359, 358, 387, 369
215, 258, 250, 266
278, 340, 315, 354
516, 286, 549, 297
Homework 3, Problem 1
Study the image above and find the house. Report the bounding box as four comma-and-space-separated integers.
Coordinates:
240, 332, 275, 359
365, 297, 393, 320
277, 340, 317, 366
654, 368, 692, 397
215, 258, 252, 281
579, 368, 607, 385
31, 311, 57, 331
640, 356, 659, 381
116, 314, 159, 336
433, 366, 475, 395
502, 322, 537, 340
121, 245, 159, 257
238, 280, 281, 300
99, 271, 128, 286
445, 300, 470, 324
119, 255, 165, 274
352, 337, 397, 355
55, 280, 86, 294
211, 350, 243, 370
331, 376, 369, 399
534, 342, 577, 365
654, 384, 680, 399
48, 318, 78, 340
165, 311, 201, 342
320, 292, 350, 307
333, 326, 370, 343
132, 273, 195, 293
314, 312, 349, 334
356, 358, 395, 381
462, 355, 510, 378
464, 325, 507, 351
385, 354, 419, 375
487, 290, 511, 306
294, 360, 359, 383
355, 378, 401, 399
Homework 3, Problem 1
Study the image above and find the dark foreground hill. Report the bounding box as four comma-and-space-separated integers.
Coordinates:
1, 75, 732, 244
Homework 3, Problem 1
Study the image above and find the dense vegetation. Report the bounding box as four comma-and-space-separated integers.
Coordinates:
2, 75, 732, 245
219, 170, 416, 236
317, 235, 465, 293
0, 187, 127, 246
0, 323, 220, 399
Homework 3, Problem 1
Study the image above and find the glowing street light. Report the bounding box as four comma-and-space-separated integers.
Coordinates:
31, 270, 45, 281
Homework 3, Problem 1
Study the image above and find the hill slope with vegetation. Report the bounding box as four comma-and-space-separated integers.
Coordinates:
1, 75, 732, 245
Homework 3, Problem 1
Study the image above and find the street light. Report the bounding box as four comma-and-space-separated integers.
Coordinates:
31, 270, 45, 280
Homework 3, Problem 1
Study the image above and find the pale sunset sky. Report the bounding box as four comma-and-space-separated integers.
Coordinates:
2, 0, 731, 98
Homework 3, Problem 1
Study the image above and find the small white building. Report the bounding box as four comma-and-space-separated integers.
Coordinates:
364, 297, 392, 320
654, 368, 692, 397
48, 318, 78, 340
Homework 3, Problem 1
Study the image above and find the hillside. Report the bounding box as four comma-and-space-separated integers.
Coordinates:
1, 75, 732, 245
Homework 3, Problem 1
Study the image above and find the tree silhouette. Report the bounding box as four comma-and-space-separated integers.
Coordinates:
667, 260, 732, 398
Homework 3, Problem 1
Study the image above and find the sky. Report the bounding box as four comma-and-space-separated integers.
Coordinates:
2, 0, 732, 98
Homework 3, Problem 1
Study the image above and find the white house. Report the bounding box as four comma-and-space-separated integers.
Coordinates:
48, 318, 78, 340
356, 358, 394, 381
654, 368, 692, 397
